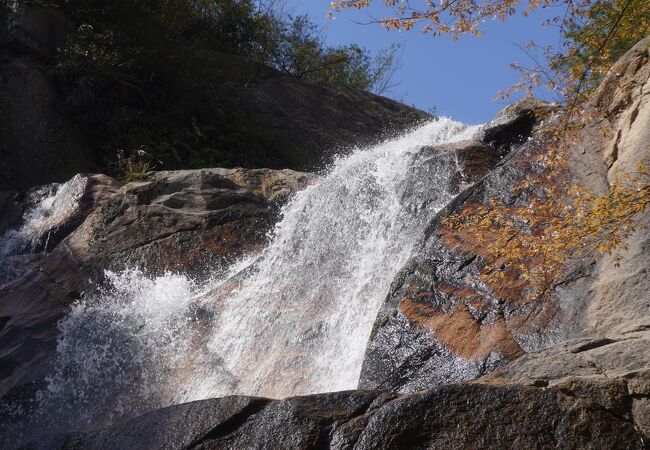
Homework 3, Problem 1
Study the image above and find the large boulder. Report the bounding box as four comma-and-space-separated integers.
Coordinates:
31, 381, 645, 449
0, 168, 314, 440
0, 174, 121, 285
60, 169, 313, 276
480, 326, 650, 439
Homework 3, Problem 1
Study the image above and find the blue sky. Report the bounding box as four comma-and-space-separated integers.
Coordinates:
283, 1, 563, 124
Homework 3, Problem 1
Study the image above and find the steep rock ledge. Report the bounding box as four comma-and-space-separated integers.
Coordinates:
33, 376, 647, 449
30, 316, 650, 448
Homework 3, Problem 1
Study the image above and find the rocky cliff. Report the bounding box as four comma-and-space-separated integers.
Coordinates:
360, 36, 650, 393
29, 384, 644, 449
1, 31, 649, 450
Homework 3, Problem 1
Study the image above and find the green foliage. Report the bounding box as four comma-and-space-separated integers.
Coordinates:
6, 0, 401, 176
559, 0, 650, 92
269, 15, 401, 93
113, 147, 154, 182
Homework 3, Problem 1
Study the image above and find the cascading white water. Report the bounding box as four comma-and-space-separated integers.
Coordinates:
176, 118, 479, 401
42, 118, 480, 429
0, 175, 87, 255
0, 175, 87, 286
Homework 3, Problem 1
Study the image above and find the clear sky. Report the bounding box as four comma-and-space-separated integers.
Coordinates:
283, 1, 563, 124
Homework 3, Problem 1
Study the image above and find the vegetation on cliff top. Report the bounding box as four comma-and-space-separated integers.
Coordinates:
4, 0, 402, 179
43, 0, 401, 93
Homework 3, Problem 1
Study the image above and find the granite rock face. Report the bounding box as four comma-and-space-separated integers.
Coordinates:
480, 326, 650, 440
61, 168, 316, 276
3, 31, 650, 450
27, 324, 650, 448
358, 105, 555, 391
358, 37, 650, 393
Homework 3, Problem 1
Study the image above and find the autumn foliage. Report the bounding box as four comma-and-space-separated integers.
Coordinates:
444, 160, 650, 296
332, 0, 650, 297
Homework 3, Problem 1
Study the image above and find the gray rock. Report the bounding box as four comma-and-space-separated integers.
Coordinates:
192, 167, 317, 205
30, 383, 645, 449
632, 398, 650, 440
69, 169, 277, 275
482, 332, 650, 385
416, 139, 503, 192
358, 108, 551, 392
478, 97, 556, 154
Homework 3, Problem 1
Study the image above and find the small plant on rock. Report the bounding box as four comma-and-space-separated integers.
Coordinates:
114, 147, 158, 182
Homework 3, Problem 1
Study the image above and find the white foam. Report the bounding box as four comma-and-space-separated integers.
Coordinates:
0, 174, 87, 285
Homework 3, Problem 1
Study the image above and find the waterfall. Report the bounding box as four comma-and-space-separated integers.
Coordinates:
39, 118, 480, 430
0, 175, 87, 286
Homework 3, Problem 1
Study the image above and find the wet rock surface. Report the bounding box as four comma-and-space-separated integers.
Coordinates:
416, 139, 502, 192
359, 37, 650, 393
31, 326, 650, 449
358, 108, 553, 392
2, 32, 649, 450
0, 174, 121, 286
17, 77, 650, 447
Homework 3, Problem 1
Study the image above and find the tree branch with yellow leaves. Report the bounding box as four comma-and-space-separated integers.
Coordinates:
331, 0, 650, 299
